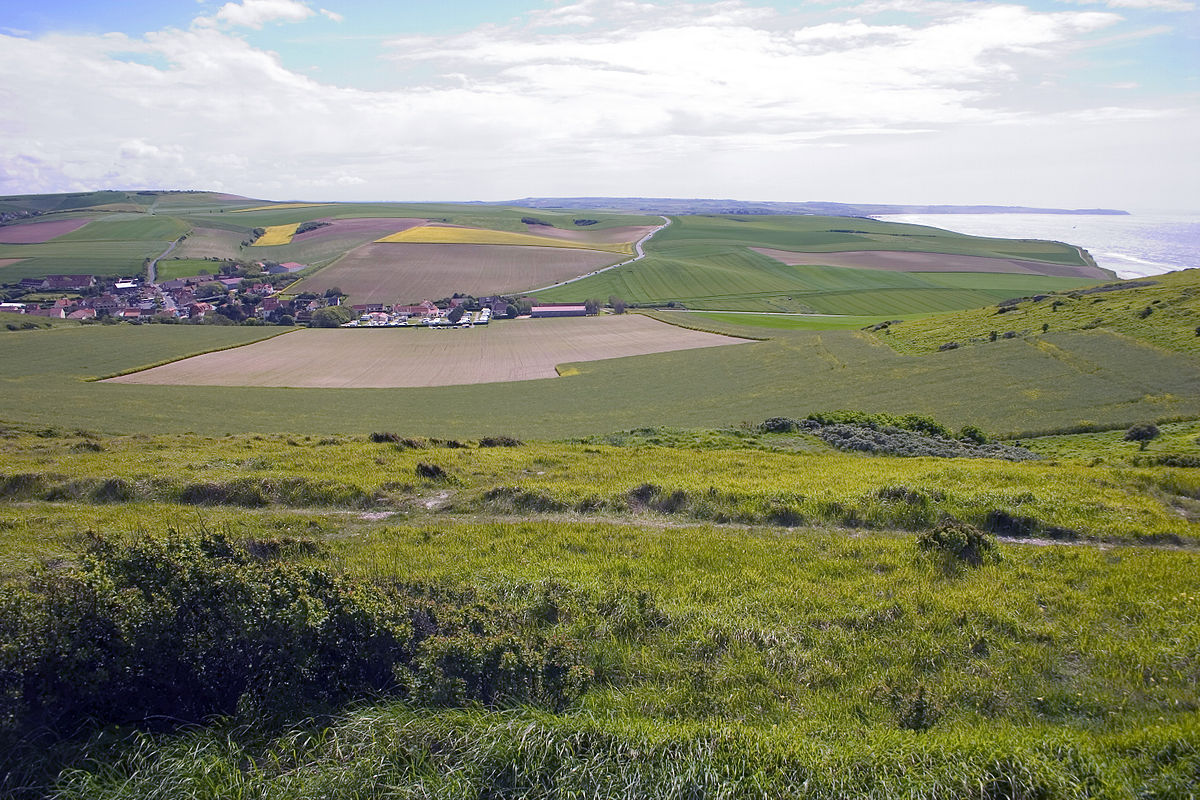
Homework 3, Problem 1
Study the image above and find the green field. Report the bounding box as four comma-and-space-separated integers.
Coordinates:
538, 216, 1101, 314
2, 310, 1200, 439
153, 258, 226, 281
1, 426, 1197, 798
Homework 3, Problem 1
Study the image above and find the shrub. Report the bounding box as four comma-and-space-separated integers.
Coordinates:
759, 416, 803, 433
479, 435, 523, 448
0, 533, 595, 750
370, 431, 401, 443
416, 463, 447, 480
959, 425, 988, 444
1124, 422, 1160, 450
309, 306, 352, 328
917, 520, 995, 566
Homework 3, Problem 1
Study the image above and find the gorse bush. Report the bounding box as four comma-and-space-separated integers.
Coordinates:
917, 519, 996, 566
0, 533, 594, 753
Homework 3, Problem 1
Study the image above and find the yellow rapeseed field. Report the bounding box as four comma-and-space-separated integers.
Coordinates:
252, 223, 301, 247
375, 225, 633, 255
231, 203, 334, 213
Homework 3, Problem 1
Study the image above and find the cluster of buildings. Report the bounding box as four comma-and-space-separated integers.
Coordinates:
2, 269, 596, 327
0, 271, 333, 324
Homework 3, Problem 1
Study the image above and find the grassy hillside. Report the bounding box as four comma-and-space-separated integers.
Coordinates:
538, 215, 1102, 314
1, 426, 1197, 798
882, 269, 1200, 357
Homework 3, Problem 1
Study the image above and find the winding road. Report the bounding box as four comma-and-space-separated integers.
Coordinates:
523, 215, 671, 294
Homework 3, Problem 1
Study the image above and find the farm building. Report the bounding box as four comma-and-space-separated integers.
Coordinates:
531, 304, 587, 318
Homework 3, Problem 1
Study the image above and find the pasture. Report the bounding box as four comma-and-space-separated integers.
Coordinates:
154, 258, 224, 281
299, 242, 623, 304
540, 247, 1089, 315
171, 226, 245, 261
751, 247, 1109, 279
107, 316, 753, 388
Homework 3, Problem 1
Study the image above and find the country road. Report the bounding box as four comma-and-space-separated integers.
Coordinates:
147, 236, 183, 284
524, 215, 671, 294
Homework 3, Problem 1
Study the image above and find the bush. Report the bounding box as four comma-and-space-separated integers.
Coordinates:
479, 435, 523, 448
1124, 422, 1160, 450
416, 463, 447, 480
959, 425, 988, 444
917, 520, 995, 566
0, 533, 594, 750
309, 306, 352, 328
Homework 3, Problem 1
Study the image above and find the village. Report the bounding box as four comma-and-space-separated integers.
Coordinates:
0, 262, 595, 328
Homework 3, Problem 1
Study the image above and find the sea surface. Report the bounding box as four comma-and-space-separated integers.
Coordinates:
874, 212, 1200, 279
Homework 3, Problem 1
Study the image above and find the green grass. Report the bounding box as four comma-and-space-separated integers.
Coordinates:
0, 214, 189, 279
884, 269, 1200, 357
538, 216, 1100, 314
3, 319, 1200, 439
153, 258, 224, 281
685, 312, 914, 330
1, 427, 1198, 797
1023, 420, 1200, 464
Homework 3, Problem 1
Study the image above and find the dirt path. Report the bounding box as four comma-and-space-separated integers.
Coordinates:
523, 216, 671, 294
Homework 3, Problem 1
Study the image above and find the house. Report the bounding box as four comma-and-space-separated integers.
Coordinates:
27, 306, 65, 319
530, 304, 587, 318
188, 302, 213, 319
36, 275, 95, 291
91, 295, 124, 313
113, 279, 140, 295
0, 302, 26, 314
394, 300, 440, 316
352, 303, 392, 314
67, 308, 97, 320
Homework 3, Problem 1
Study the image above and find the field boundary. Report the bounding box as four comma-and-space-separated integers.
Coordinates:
89, 327, 301, 382
638, 311, 773, 341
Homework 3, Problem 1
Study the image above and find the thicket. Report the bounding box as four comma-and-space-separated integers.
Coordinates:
759, 414, 1036, 461
0, 533, 595, 792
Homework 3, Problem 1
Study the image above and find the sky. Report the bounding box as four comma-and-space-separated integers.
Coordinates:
0, 0, 1196, 209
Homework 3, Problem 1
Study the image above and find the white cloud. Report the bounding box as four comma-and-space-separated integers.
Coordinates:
200, 0, 316, 29
1069, 0, 1196, 10
0, 0, 1190, 208
320, 8, 344, 23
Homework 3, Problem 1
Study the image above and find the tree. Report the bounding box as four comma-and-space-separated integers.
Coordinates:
1124, 423, 1160, 450
309, 306, 352, 328
584, 299, 601, 315
608, 296, 627, 314
324, 287, 343, 299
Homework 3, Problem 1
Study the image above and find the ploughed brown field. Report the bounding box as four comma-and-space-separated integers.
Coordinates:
0, 258, 27, 269
299, 243, 624, 305
0, 218, 92, 244
291, 217, 426, 243
106, 315, 753, 388
750, 247, 1110, 280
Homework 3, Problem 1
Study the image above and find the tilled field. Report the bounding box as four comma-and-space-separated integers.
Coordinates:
106, 314, 753, 387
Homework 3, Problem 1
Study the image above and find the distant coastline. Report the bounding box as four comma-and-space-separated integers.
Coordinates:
501, 197, 1130, 217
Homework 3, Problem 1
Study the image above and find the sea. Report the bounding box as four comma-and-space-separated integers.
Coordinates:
873, 211, 1200, 279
